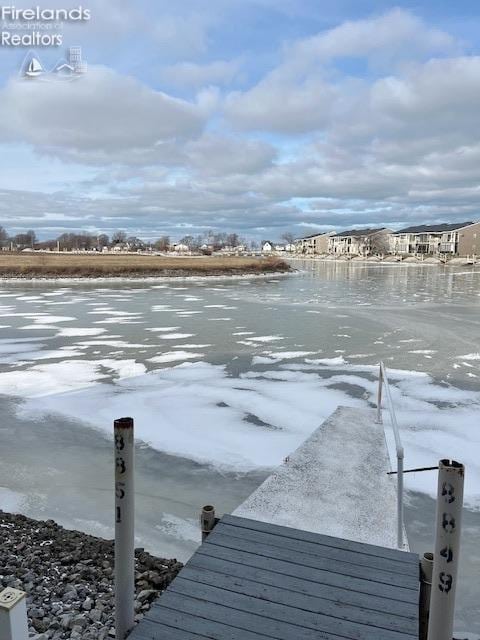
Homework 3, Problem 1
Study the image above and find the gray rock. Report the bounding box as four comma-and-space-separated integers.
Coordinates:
89, 608, 103, 622
59, 613, 73, 630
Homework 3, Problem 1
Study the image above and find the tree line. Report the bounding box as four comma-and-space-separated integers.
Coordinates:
0, 227, 265, 252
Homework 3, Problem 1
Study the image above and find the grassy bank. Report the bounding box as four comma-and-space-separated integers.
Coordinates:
0, 253, 291, 278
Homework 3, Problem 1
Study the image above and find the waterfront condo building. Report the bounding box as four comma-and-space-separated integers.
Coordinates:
295, 232, 332, 255
328, 228, 391, 256
389, 221, 480, 256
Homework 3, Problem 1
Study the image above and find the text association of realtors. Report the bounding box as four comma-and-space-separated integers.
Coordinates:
1, 6, 90, 46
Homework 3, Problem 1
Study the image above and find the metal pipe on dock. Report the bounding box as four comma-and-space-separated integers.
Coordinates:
200, 505, 216, 541
427, 459, 464, 640
419, 552, 433, 640
114, 417, 135, 640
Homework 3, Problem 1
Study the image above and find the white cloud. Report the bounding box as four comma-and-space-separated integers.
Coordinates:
225, 73, 336, 133
0, 67, 205, 163
369, 57, 480, 139
225, 8, 458, 134
185, 133, 276, 175
290, 8, 456, 66
162, 59, 242, 88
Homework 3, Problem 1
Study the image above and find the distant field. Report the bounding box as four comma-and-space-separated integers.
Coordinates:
0, 253, 291, 278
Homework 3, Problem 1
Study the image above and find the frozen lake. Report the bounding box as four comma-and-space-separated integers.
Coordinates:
0, 261, 479, 635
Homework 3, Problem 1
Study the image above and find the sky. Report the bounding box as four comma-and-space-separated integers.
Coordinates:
0, 1, 479, 241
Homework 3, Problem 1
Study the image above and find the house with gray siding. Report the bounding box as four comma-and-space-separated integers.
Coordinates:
295, 232, 332, 255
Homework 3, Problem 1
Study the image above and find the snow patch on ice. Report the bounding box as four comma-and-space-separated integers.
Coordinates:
156, 513, 200, 544
148, 351, 204, 363
56, 328, 107, 337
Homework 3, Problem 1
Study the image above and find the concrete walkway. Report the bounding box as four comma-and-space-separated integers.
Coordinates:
234, 406, 402, 550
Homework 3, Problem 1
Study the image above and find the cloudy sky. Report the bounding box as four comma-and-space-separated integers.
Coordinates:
0, 1, 479, 241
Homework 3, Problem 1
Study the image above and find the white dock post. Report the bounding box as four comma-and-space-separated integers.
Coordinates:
114, 417, 135, 640
427, 459, 464, 640
0, 588, 29, 640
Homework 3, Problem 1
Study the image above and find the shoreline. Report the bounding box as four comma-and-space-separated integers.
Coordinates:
0, 510, 182, 640
288, 255, 479, 267
0, 269, 295, 284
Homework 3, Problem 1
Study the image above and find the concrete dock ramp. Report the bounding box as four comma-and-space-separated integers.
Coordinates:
234, 406, 400, 549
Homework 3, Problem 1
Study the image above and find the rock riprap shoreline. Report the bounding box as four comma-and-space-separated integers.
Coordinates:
0, 511, 183, 639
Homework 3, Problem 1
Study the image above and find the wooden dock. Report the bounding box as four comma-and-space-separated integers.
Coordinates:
129, 514, 419, 640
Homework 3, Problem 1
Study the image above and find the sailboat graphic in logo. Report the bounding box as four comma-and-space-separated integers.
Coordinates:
26, 57, 44, 77
20, 51, 46, 78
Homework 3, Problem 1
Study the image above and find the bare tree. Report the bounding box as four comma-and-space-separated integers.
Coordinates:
0, 225, 7, 247
112, 230, 127, 245
179, 235, 195, 248
153, 236, 170, 251
226, 233, 240, 247
97, 233, 109, 248
369, 233, 390, 256
281, 232, 295, 245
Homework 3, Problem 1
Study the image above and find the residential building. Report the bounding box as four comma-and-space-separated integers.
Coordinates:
328, 228, 391, 256
458, 222, 480, 256
389, 221, 480, 256
262, 241, 274, 252
295, 232, 331, 255
172, 243, 190, 253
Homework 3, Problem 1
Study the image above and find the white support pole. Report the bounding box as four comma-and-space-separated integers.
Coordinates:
0, 588, 29, 640
376, 364, 383, 424
427, 459, 464, 640
114, 417, 135, 640
397, 452, 404, 549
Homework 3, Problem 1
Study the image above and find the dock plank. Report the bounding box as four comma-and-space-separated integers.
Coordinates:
196, 542, 418, 603
175, 567, 417, 635
166, 579, 414, 640
221, 514, 418, 564
213, 521, 416, 575
129, 619, 205, 640
204, 531, 417, 590
187, 552, 417, 618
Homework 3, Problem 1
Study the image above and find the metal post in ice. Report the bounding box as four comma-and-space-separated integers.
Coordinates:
427, 459, 464, 640
376, 364, 383, 424
397, 451, 404, 549
200, 505, 216, 542
114, 417, 135, 640
0, 588, 29, 640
